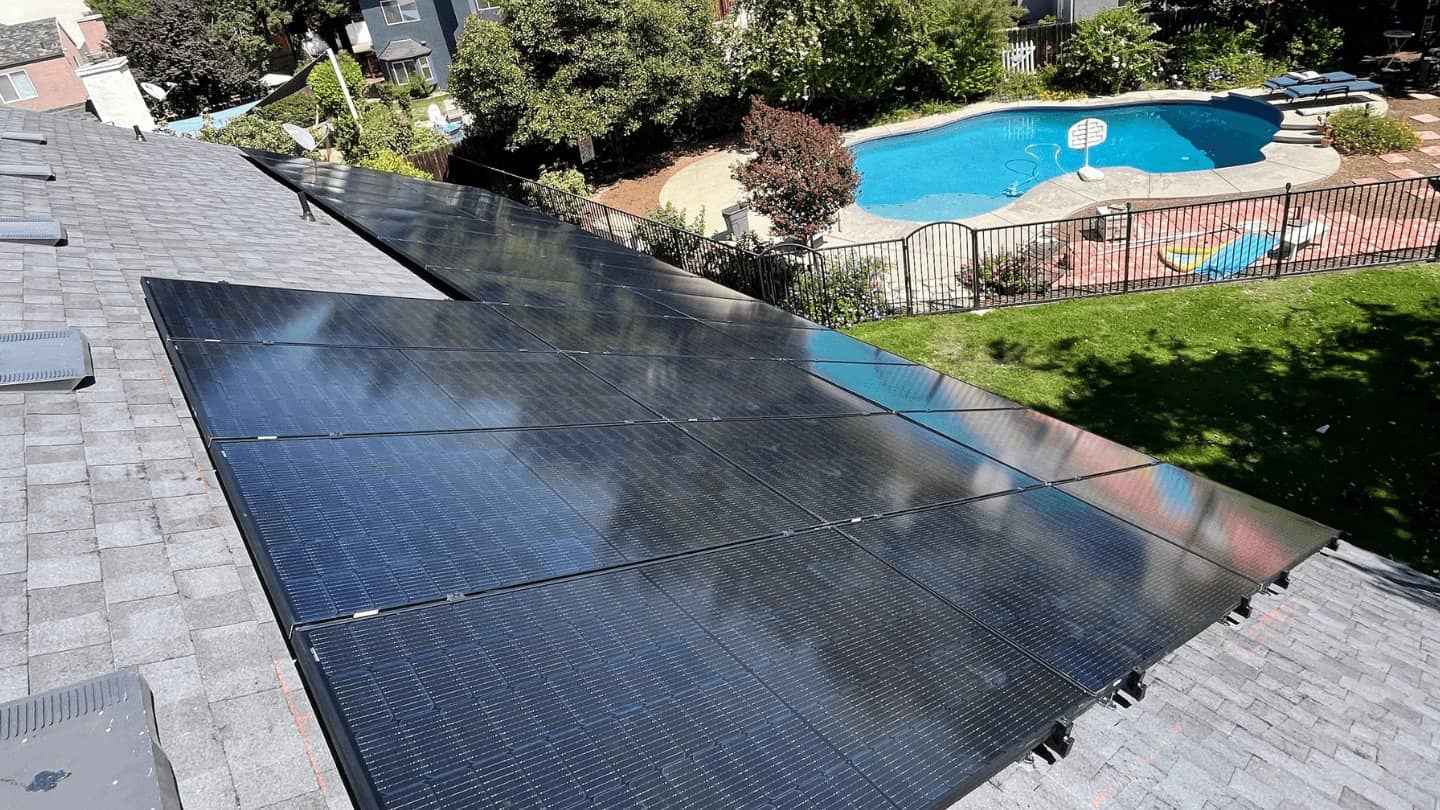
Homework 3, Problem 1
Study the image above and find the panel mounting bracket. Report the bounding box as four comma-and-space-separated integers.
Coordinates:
1043, 719, 1074, 759
1122, 668, 1148, 702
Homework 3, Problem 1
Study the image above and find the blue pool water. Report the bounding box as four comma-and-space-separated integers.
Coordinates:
853, 99, 1282, 221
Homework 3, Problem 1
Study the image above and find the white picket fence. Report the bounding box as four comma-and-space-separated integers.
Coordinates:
1001, 21, 1078, 74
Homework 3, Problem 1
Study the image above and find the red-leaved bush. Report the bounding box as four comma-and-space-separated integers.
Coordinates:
732, 99, 860, 242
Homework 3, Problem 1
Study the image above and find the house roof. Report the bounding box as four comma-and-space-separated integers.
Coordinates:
0, 19, 63, 69
0, 105, 1437, 810
375, 38, 430, 61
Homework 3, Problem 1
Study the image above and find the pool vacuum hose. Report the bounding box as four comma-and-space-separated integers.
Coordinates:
1003, 143, 1063, 197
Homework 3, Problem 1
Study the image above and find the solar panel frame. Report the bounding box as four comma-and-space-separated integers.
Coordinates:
907, 409, 1157, 484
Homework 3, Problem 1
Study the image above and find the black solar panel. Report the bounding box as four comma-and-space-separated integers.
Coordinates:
1059, 464, 1339, 584
498, 306, 759, 357
704, 321, 914, 363
575, 355, 879, 419
144, 278, 389, 346
404, 350, 657, 428
345, 295, 551, 350
296, 535, 1090, 809
636, 289, 822, 329
425, 270, 686, 317
496, 423, 815, 560
297, 566, 896, 809
841, 488, 1255, 692
170, 342, 478, 440
803, 361, 1020, 411
687, 415, 1036, 520
218, 433, 622, 627
910, 409, 1154, 483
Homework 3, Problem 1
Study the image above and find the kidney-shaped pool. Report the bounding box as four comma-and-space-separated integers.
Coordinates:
852, 97, 1283, 221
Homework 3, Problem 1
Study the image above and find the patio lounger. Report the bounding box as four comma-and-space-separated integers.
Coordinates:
1263, 70, 1356, 90
1282, 80, 1383, 100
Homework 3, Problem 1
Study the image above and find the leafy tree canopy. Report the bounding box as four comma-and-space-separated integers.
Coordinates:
1054, 6, 1167, 94
107, 0, 264, 117
196, 113, 308, 154
307, 52, 365, 120
448, 0, 727, 150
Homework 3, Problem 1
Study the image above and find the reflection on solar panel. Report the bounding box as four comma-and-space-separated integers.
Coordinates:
149, 156, 1339, 809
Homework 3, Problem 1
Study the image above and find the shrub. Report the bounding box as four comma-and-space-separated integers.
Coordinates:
966, 252, 1052, 297
732, 99, 859, 242
332, 101, 426, 164
531, 168, 591, 223
913, 0, 1021, 100
374, 81, 412, 106
1169, 27, 1283, 91
1055, 7, 1166, 95
356, 149, 432, 179
405, 73, 435, 99
196, 114, 302, 155
1327, 109, 1420, 156
307, 52, 365, 120
782, 255, 891, 328
646, 202, 706, 235
989, 65, 1085, 102
254, 91, 319, 127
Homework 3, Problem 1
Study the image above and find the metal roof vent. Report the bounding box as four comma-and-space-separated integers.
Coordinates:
0, 329, 92, 391
0, 131, 45, 144
0, 163, 54, 180
0, 216, 66, 246
0, 670, 182, 810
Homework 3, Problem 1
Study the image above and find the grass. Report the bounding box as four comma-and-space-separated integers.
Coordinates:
848, 266, 1440, 575
408, 92, 452, 122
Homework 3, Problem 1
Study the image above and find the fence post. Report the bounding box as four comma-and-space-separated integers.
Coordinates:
968, 226, 983, 310
1121, 207, 1134, 293
1274, 183, 1292, 279
901, 241, 914, 315
602, 205, 617, 243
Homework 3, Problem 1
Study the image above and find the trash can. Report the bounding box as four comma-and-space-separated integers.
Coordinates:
721, 203, 750, 238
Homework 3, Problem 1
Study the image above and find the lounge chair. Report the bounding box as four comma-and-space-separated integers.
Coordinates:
1282, 80, 1383, 101
1262, 70, 1357, 90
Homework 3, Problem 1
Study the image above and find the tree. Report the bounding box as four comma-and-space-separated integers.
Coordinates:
732, 99, 859, 242
727, 0, 927, 114
106, 0, 264, 117
447, 0, 727, 151
1054, 6, 1167, 95
196, 114, 307, 154
306, 52, 365, 120
913, 0, 1021, 100
356, 150, 433, 178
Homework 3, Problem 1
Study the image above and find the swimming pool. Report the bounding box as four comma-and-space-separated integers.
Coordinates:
853, 98, 1282, 221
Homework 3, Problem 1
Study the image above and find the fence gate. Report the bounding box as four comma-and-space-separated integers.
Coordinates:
902, 222, 974, 313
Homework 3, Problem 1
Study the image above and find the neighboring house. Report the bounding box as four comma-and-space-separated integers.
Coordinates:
0, 17, 89, 114
1017, 0, 1119, 23
0, 0, 92, 49
356, 0, 501, 89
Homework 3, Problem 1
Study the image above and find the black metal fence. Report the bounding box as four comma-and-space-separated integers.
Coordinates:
451, 156, 1440, 328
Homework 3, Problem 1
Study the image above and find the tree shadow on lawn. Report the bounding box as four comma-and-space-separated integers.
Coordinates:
993, 298, 1440, 577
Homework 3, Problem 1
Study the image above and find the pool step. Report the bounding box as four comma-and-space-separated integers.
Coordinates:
1272, 130, 1324, 145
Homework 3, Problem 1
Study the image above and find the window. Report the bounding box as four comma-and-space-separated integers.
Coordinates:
0, 70, 38, 104
469, 0, 498, 11
379, 0, 420, 25
416, 56, 433, 82
390, 58, 432, 84
390, 60, 412, 83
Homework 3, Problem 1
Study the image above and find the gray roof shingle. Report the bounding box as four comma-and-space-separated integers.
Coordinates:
0, 105, 1436, 810
0, 19, 63, 69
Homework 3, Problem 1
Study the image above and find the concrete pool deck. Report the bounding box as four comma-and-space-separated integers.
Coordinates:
661, 89, 1354, 245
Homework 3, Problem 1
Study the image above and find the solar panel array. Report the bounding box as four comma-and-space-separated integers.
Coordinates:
145, 155, 1340, 809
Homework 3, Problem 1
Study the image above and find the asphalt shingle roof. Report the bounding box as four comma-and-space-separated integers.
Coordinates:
0, 105, 1436, 810
0, 19, 63, 69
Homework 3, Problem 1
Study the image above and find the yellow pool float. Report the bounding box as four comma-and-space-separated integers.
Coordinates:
1159, 244, 1220, 272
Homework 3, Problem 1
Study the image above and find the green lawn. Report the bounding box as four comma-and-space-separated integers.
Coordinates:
409, 92, 452, 122
849, 266, 1440, 575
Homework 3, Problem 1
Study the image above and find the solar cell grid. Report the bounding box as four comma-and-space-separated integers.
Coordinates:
171, 342, 478, 440
298, 568, 896, 809
496, 422, 815, 560
498, 306, 759, 357
686, 414, 1037, 520
404, 349, 658, 427
910, 409, 1155, 483
344, 295, 550, 351
637, 288, 822, 328
426, 270, 686, 317
218, 432, 626, 627
145, 278, 389, 346
1060, 464, 1339, 584
840, 488, 1256, 692
705, 320, 915, 364
575, 354, 880, 420
804, 361, 1020, 411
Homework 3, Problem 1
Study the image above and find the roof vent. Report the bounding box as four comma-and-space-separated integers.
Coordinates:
0, 216, 66, 246
0, 670, 182, 810
0, 163, 54, 180
0, 131, 46, 144
0, 328, 92, 391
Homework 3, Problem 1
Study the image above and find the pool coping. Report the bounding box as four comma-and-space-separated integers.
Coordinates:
835, 89, 1346, 238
